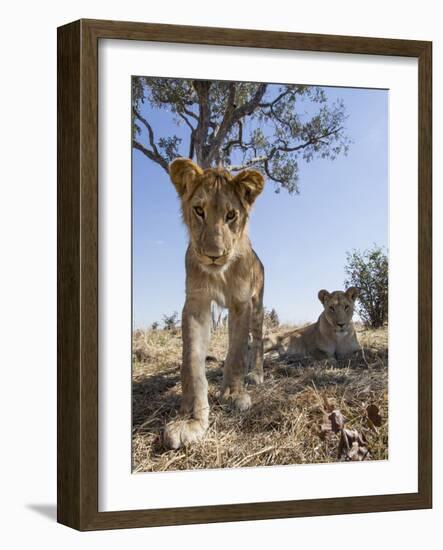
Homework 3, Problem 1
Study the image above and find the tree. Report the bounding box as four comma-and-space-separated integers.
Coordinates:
162, 311, 179, 331
344, 245, 388, 328
151, 321, 159, 331
132, 78, 351, 194
264, 307, 280, 329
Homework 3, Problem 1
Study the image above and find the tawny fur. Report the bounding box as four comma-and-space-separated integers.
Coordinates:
265, 288, 361, 361
163, 158, 265, 450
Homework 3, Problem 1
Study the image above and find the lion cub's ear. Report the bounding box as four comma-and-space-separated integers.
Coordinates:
345, 287, 360, 301
169, 158, 203, 200
318, 289, 330, 304
232, 169, 265, 207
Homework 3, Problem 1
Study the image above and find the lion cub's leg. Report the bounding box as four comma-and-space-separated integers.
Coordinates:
247, 293, 264, 385
221, 300, 252, 411
163, 298, 211, 450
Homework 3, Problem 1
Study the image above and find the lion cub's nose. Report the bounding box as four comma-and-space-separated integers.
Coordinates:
337, 322, 345, 328
208, 255, 222, 262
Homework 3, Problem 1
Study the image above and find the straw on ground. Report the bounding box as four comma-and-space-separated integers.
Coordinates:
132, 324, 388, 472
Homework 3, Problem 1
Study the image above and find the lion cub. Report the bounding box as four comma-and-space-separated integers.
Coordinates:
265, 287, 361, 361
163, 158, 265, 449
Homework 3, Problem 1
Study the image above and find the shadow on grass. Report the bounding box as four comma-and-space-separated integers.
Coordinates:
132, 370, 181, 430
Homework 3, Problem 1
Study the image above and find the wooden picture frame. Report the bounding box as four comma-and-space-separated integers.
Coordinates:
57, 18, 432, 531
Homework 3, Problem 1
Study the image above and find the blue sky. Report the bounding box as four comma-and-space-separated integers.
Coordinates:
132, 84, 388, 327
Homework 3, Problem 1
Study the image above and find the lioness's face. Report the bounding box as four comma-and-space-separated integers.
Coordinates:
169, 158, 264, 272
318, 287, 360, 333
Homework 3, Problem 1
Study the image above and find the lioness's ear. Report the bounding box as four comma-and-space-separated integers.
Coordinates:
232, 169, 265, 207
318, 289, 330, 304
345, 286, 360, 301
169, 158, 203, 199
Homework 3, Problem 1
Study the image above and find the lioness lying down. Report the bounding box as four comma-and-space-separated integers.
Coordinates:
164, 158, 265, 450
265, 287, 361, 361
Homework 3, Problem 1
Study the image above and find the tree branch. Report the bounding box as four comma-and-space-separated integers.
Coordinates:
207, 83, 267, 165
276, 126, 343, 153
193, 80, 212, 167
228, 156, 269, 171
230, 155, 292, 188
216, 83, 236, 138
258, 88, 292, 109
132, 107, 169, 171
189, 131, 195, 159
263, 158, 289, 186
150, 81, 199, 121
223, 120, 244, 155
181, 106, 199, 121
133, 107, 160, 155
261, 101, 294, 133
228, 125, 343, 174
232, 83, 268, 120
132, 139, 169, 172
177, 112, 196, 132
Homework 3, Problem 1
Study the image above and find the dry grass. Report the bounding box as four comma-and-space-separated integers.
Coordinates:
132, 324, 388, 472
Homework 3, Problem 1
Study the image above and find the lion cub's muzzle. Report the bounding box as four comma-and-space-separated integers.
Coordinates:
196, 248, 231, 270
203, 252, 229, 267
197, 244, 227, 261
207, 253, 224, 263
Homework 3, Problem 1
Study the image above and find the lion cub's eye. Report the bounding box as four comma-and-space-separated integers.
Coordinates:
345, 305, 350, 311
226, 210, 236, 222
329, 306, 335, 312
194, 206, 205, 218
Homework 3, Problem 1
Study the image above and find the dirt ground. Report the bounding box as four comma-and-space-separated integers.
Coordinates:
132, 324, 388, 472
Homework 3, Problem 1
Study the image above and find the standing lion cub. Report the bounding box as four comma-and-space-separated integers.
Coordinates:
164, 158, 265, 449
265, 287, 361, 360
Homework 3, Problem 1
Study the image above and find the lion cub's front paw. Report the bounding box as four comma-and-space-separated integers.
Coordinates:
220, 388, 252, 411
247, 370, 264, 386
163, 418, 208, 450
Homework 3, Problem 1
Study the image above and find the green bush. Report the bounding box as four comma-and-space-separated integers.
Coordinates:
344, 245, 388, 328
